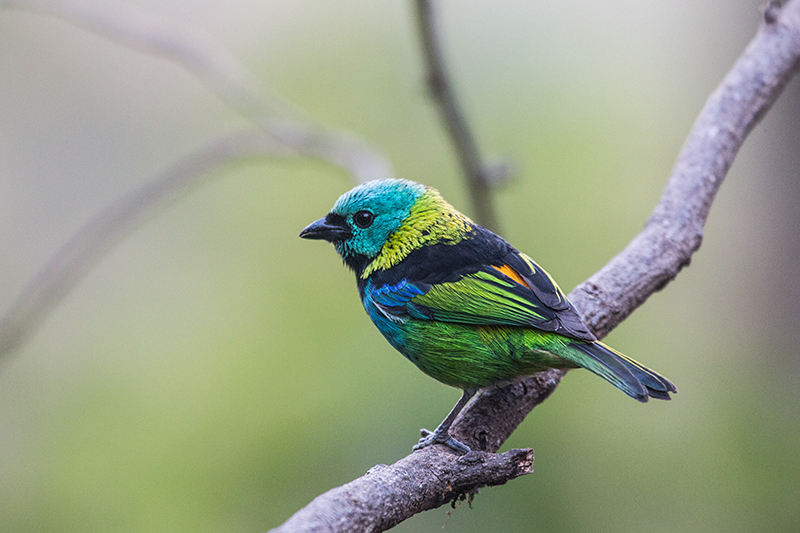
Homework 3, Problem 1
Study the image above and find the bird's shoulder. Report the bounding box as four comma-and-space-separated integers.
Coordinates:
365, 225, 509, 288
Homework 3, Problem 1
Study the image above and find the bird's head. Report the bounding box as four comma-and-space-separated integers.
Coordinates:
300, 179, 472, 277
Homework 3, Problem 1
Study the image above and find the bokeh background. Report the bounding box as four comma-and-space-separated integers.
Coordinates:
2, 1, 799, 531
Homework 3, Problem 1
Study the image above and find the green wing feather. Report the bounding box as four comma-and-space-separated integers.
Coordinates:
406, 251, 596, 341
408, 270, 548, 324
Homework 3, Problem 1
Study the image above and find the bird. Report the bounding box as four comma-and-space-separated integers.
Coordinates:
300, 178, 676, 454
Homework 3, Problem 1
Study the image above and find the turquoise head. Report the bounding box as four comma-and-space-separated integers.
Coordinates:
300, 179, 473, 277
300, 179, 427, 270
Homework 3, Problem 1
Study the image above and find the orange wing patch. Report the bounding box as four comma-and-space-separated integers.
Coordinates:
491, 264, 529, 288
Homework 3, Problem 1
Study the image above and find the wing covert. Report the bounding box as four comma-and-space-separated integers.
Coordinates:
365, 249, 596, 342
413, 250, 596, 341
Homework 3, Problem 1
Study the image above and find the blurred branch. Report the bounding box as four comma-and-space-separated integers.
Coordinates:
0, 130, 292, 364
272, 1, 800, 531
0, 0, 395, 360
1, 0, 392, 183
413, 0, 501, 231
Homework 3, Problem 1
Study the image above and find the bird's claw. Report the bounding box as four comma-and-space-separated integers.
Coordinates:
413, 428, 471, 454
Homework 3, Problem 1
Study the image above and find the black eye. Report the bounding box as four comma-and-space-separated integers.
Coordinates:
353, 210, 375, 229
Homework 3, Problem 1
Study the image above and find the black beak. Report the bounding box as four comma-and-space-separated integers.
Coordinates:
299, 214, 352, 242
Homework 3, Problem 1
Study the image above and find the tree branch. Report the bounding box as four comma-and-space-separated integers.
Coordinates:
414, 0, 501, 230
0, 1, 394, 362
273, 448, 534, 533
1, 0, 393, 183
0, 130, 293, 365
271, 1, 800, 530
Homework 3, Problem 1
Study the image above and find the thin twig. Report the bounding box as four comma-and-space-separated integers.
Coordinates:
0, 0, 394, 360
272, 1, 800, 530
414, 0, 499, 230
1, 0, 393, 183
0, 130, 292, 364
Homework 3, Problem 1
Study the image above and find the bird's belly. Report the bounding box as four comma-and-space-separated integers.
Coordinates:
382, 319, 575, 390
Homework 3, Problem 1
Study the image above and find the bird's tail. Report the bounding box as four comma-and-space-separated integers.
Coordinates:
568, 341, 677, 402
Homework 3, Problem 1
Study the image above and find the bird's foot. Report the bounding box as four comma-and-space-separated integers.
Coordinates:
413, 428, 471, 454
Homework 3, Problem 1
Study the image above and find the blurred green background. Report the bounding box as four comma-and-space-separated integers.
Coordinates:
1, 1, 799, 531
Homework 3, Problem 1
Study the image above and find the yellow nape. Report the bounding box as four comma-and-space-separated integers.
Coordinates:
362, 189, 473, 278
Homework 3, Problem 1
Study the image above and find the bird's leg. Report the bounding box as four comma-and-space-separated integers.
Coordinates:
413, 389, 476, 454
